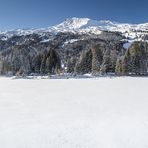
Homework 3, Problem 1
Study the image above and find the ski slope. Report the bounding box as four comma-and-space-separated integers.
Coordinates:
0, 77, 148, 148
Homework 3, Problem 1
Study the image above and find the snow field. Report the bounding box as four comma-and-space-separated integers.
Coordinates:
0, 77, 148, 148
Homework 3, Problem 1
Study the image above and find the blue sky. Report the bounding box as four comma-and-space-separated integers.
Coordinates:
0, 0, 147, 30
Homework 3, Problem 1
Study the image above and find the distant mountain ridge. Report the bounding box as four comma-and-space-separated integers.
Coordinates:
0, 17, 148, 41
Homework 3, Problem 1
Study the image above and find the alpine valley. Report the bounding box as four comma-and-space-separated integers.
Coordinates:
0, 17, 148, 76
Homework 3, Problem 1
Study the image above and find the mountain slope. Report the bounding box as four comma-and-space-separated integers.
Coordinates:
0, 17, 148, 42
0, 18, 148, 76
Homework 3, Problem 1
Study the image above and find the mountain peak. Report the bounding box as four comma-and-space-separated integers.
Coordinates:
56, 17, 90, 29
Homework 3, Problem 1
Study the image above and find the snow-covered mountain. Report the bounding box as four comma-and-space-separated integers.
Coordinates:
50, 18, 148, 42
0, 17, 148, 76
51, 17, 148, 34
0, 17, 148, 42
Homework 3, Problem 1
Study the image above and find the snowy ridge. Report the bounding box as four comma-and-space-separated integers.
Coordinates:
0, 17, 148, 41
55, 18, 90, 29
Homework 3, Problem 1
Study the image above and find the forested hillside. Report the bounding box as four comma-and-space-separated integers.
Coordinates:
0, 18, 148, 76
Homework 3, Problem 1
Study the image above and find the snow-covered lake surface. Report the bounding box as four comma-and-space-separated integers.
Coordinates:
0, 77, 148, 148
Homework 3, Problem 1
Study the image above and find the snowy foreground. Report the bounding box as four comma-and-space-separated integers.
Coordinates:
0, 77, 148, 148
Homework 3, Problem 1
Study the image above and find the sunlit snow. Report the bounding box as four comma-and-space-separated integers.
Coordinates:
0, 77, 148, 148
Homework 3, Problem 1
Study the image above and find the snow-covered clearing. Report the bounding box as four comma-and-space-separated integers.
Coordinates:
0, 77, 148, 148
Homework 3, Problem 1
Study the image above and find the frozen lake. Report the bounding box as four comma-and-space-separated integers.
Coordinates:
0, 77, 148, 148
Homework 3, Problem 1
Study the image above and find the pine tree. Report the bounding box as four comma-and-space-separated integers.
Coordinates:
75, 50, 92, 74
115, 58, 123, 75
91, 45, 103, 74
